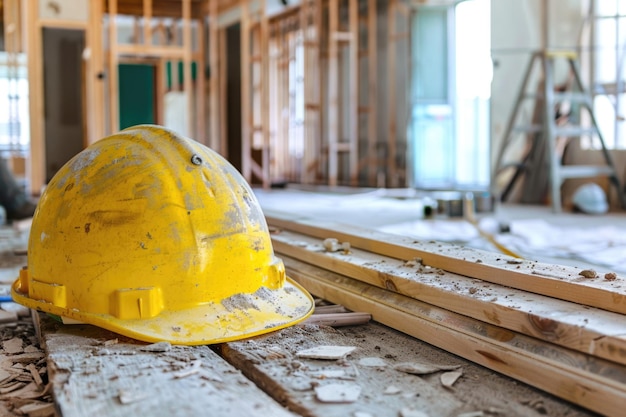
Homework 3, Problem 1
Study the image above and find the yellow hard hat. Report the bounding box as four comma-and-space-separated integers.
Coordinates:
12, 125, 313, 345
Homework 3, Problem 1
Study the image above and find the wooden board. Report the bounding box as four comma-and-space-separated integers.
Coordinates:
281, 255, 626, 417
270, 229, 626, 366
265, 210, 626, 315
37, 313, 296, 417
220, 314, 595, 417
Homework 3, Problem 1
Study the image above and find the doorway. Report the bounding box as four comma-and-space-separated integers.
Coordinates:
42, 28, 85, 182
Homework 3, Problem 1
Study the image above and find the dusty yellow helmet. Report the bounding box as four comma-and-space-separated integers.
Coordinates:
12, 125, 313, 345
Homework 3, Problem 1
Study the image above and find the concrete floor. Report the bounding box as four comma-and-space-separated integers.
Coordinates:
254, 186, 626, 275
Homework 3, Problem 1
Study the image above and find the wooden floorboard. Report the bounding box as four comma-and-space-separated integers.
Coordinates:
37, 314, 296, 417
219, 315, 595, 417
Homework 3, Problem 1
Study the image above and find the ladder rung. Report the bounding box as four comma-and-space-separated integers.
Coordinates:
554, 92, 590, 103
512, 125, 542, 133
558, 165, 615, 179
554, 127, 597, 137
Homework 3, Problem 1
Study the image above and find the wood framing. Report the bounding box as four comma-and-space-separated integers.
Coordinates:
85, 0, 106, 145
105, 0, 204, 138
241, 0, 271, 187
208, 0, 222, 152
300, 0, 322, 184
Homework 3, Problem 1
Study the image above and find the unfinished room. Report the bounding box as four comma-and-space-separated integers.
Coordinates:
1, 0, 626, 416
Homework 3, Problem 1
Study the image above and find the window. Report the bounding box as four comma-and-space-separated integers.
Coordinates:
589, 1, 626, 149
0, 52, 30, 154
410, 0, 491, 190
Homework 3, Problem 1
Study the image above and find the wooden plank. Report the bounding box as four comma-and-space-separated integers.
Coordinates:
220, 314, 590, 416
265, 210, 626, 315
271, 229, 626, 366
281, 255, 626, 417
37, 313, 296, 417
221, 323, 464, 416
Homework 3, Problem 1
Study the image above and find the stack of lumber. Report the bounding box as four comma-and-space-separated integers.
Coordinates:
265, 209, 626, 417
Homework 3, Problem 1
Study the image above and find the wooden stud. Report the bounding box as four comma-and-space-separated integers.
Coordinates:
260, 0, 271, 188
241, 0, 252, 181
85, 0, 105, 144
108, 0, 120, 133
209, 0, 221, 151
327, 0, 339, 186
218, 27, 228, 156
387, 0, 398, 187
143, 0, 152, 45
196, 5, 206, 144
367, 0, 378, 186
182, 0, 193, 137
26, 0, 45, 194
348, 0, 358, 186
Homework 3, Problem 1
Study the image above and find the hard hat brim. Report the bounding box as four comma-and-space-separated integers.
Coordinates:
12, 276, 314, 345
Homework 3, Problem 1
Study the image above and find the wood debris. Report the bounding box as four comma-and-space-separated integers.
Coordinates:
139, 341, 171, 352
357, 357, 387, 367
296, 345, 357, 360
394, 362, 462, 375
399, 408, 430, 417
440, 370, 463, 388
0, 306, 53, 416
579, 269, 597, 279
314, 383, 361, 403
323, 238, 351, 253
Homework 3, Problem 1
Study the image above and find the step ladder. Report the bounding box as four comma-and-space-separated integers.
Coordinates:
493, 50, 626, 212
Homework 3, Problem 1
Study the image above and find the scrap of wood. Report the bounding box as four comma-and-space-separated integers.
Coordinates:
314, 383, 361, 403
16, 401, 55, 417
282, 255, 626, 417
440, 370, 463, 388
273, 229, 626, 367
304, 312, 371, 327
266, 211, 626, 315
313, 304, 349, 314
296, 345, 356, 360
3, 337, 23, 354
26, 364, 43, 387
